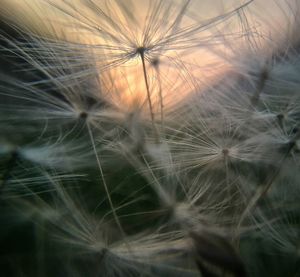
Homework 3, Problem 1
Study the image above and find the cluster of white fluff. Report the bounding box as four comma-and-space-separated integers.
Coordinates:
1, 0, 300, 276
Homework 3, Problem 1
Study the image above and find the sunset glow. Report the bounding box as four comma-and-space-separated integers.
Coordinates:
0, 0, 246, 113
1, 0, 298, 115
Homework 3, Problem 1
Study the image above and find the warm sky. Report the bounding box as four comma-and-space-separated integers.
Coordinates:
1, 0, 298, 111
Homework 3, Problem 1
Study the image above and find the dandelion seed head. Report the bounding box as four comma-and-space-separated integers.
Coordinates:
2, 0, 300, 276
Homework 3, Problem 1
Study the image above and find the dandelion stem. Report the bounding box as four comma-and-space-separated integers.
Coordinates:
236, 128, 300, 237
153, 61, 164, 128
140, 153, 171, 206
86, 123, 126, 237
139, 49, 155, 124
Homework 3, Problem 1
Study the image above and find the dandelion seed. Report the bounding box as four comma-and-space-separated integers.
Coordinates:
2, 0, 300, 276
